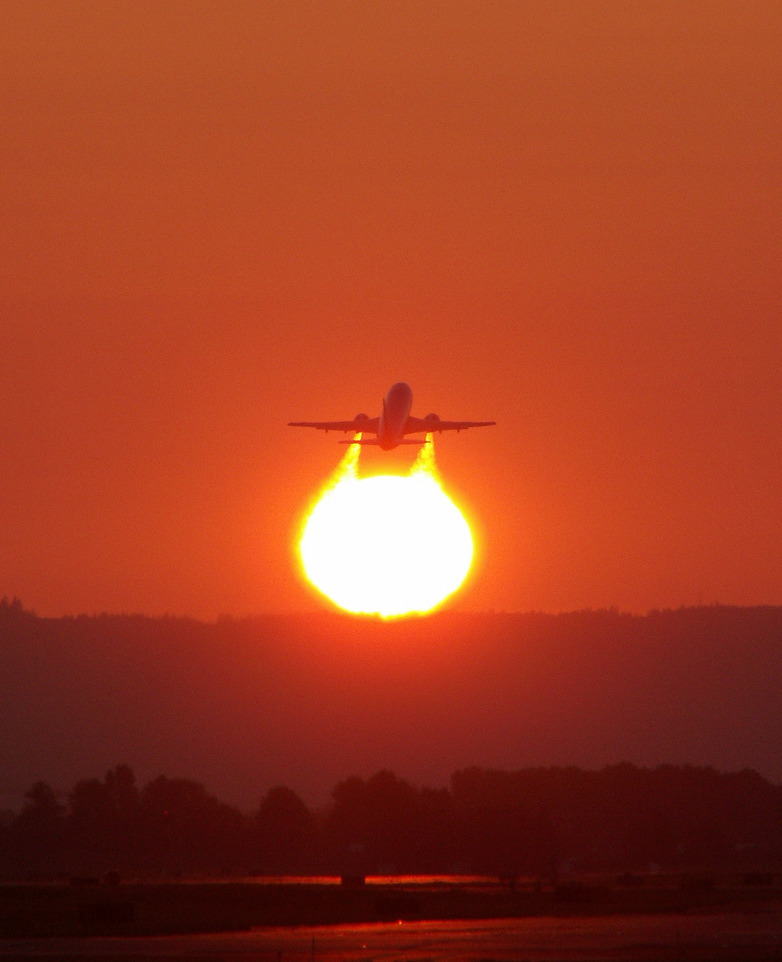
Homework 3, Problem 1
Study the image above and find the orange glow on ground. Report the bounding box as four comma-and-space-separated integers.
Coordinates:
297, 436, 473, 618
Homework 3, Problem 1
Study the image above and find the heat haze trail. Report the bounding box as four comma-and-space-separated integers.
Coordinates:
297, 435, 474, 618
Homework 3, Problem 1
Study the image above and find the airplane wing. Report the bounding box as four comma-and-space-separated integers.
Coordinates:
405, 417, 496, 434
289, 418, 380, 433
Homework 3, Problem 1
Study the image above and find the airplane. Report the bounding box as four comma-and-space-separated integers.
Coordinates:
289, 381, 495, 450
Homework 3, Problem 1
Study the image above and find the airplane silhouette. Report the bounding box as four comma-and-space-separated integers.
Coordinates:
289, 382, 495, 450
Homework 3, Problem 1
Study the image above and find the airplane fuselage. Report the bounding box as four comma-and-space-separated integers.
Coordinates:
377, 382, 413, 450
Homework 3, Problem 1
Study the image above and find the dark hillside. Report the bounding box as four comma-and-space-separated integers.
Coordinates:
1, 602, 781, 810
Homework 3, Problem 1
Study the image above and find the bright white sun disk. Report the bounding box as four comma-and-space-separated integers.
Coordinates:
298, 438, 473, 618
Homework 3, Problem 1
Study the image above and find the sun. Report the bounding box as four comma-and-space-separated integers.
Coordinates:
297, 437, 474, 618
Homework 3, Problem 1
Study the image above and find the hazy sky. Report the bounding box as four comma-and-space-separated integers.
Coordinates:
3, 1, 780, 617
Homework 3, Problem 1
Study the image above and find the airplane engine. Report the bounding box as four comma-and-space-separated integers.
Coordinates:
425, 412, 441, 431
354, 412, 369, 421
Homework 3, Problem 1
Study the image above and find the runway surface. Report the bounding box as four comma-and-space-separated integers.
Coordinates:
2, 909, 782, 961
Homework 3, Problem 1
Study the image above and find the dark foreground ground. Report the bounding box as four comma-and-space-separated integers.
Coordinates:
2, 876, 782, 939
2, 912, 782, 962
2, 877, 782, 960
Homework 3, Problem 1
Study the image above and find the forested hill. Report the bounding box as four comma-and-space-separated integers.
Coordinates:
1, 601, 781, 811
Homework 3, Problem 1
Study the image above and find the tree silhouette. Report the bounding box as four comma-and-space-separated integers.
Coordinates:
10, 782, 65, 876
67, 765, 141, 872
255, 786, 317, 873
139, 775, 245, 873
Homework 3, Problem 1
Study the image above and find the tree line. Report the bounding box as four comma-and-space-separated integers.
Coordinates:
2, 762, 780, 879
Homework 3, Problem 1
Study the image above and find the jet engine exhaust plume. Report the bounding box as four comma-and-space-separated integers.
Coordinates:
296, 434, 474, 618
411, 430, 439, 479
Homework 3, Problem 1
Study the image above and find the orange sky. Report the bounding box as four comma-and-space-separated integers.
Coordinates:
2, 1, 780, 618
